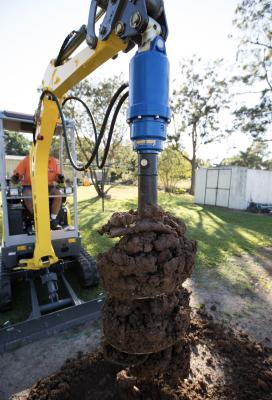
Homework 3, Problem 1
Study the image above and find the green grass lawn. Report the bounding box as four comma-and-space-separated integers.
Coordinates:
75, 186, 271, 267
0, 185, 271, 325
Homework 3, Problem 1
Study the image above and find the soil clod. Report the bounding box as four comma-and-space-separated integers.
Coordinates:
98, 207, 196, 379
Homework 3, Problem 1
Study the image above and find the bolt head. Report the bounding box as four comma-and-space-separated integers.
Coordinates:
141, 159, 148, 167
156, 38, 165, 50
115, 21, 125, 35
130, 11, 142, 29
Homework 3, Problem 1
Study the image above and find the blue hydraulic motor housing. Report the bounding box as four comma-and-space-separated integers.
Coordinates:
128, 36, 171, 154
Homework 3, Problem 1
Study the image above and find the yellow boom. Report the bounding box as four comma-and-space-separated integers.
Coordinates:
21, 34, 126, 270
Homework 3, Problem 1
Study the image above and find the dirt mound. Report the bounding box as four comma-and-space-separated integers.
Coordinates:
27, 309, 272, 400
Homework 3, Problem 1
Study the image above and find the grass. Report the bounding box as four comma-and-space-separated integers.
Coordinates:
0, 185, 271, 325
74, 187, 271, 268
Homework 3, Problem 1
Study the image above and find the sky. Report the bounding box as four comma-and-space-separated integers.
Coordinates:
1, 0, 267, 163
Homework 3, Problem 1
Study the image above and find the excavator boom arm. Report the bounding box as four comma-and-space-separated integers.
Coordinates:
22, 0, 169, 270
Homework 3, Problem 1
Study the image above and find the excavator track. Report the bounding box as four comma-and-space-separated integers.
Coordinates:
75, 247, 98, 288
0, 256, 12, 312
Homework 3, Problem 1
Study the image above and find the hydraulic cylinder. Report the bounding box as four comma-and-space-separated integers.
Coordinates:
128, 36, 170, 213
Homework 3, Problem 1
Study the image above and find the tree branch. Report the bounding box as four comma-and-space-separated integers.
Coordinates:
180, 151, 192, 163
262, 57, 272, 91
234, 90, 266, 96
248, 40, 272, 50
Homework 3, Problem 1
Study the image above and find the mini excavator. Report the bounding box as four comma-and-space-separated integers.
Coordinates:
0, 0, 170, 351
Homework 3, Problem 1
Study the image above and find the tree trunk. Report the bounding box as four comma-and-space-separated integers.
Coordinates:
90, 168, 107, 198
189, 125, 197, 195
189, 158, 196, 195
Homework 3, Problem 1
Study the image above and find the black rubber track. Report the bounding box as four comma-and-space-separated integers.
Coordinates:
0, 256, 12, 311
75, 247, 98, 288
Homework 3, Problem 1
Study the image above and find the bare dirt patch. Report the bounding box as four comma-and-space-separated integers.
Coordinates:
26, 308, 272, 400
186, 247, 272, 346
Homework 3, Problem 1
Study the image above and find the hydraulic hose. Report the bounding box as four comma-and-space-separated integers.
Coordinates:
62, 95, 99, 165
37, 83, 128, 172
62, 83, 128, 169
97, 91, 128, 169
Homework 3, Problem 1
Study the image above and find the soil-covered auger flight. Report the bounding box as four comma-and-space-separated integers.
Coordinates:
0, 0, 197, 380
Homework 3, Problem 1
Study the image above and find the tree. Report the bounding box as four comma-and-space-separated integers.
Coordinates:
171, 57, 229, 195
109, 143, 137, 183
63, 76, 130, 198
158, 146, 191, 193
4, 131, 30, 156
221, 140, 271, 169
50, 136, 60, 159
232, 0, 272, 138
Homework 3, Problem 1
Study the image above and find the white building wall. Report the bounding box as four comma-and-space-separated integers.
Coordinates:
195, 168, 207, 204
195, 166, 272, 210
246, 169, 272, 205
228, 167, 248, 210
5, 155, 24, 178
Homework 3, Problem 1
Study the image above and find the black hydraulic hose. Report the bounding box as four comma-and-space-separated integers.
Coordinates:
37, 83, 129, 171
55, 30, 78, 67
62, 96, 97, 138
74, 125, 104, 197
62, 95, 99, 165
98, 91, 129, 169
64, 91, 128, 169
55, 27, 87, 67
62, 83, 128, 169
38, 90, 86, 171
95, 83, 128, 144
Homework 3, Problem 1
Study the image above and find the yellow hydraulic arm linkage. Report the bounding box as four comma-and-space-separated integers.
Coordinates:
20, 0, 168, 270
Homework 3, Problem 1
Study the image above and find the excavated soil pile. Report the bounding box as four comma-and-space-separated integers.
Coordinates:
97, 207, 197, 378
27, 309, 272, 400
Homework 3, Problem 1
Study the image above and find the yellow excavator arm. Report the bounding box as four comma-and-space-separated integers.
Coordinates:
21, 0, 169, 270
23, 34, 126, 270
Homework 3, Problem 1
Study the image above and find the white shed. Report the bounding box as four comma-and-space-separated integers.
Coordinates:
5, 155, 25, 178
195, 166, 272, 210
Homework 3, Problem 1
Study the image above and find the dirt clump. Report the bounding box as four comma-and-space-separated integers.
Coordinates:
103, 289, 190, 354
98, 208, 196, 301
27, 309, 272, 400
103, 341, 190, 381
97, 207, 196, 378
28, 352, 120, 400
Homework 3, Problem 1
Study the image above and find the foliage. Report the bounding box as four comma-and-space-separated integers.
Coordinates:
109, 142, 137, 183
158, 146, 191, 192
50, 136, 60, 159
171, 57, 229, 194
232, 0, 272, 137
4, 131, 30, 156
221, 140, 272, 169
262, 157, 272, 170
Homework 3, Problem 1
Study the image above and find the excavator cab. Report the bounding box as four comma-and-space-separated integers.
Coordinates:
0, 110, 98, 319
